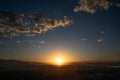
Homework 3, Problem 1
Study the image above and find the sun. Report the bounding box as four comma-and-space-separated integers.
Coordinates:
56, 58, 64, 65
43, 49, 75, 65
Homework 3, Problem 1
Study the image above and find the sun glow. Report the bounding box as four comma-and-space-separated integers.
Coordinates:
42, 49, 77, 65
56, 57, 64, 65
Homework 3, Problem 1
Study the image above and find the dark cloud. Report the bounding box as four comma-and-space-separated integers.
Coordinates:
32, 13, 44, 23
16, 28, 30, 33
0, 11, 17, 21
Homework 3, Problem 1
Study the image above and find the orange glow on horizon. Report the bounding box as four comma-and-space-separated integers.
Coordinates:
41, 49, 78, 65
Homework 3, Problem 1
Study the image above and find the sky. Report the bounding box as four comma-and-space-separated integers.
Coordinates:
0, 0, 120, 62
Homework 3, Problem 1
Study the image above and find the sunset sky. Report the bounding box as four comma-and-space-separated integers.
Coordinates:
0, 0, 120, 62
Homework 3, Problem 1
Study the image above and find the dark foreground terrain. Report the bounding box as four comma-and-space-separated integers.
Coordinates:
0, 60, 120, 80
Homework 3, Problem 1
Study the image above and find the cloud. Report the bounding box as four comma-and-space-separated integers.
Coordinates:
0, 11, 72, 38
2, 34, 8, 38
32, 16, 72, 33
117, 4, 120, 7
25, 34, 36, 37
0, 41, 3, 44
27, 41, 33, 43
100, 31, 105, 34
74, 0, 110, 14
0, 24, 6, 33
16, 41, 21, 43
16, 28, 30, 33
81, 38, 87, 42
9, 32, 19, 38
0, 11, 23, 27
97, 38, 103, 43
40, 41, 45, 44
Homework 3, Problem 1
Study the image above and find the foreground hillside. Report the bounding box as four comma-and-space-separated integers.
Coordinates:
0, 60, 120, 80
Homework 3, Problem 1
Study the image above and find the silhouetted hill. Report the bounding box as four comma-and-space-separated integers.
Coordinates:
0, 59, 47, 71
0, 59, 120, 71
0, 59, 120, 80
